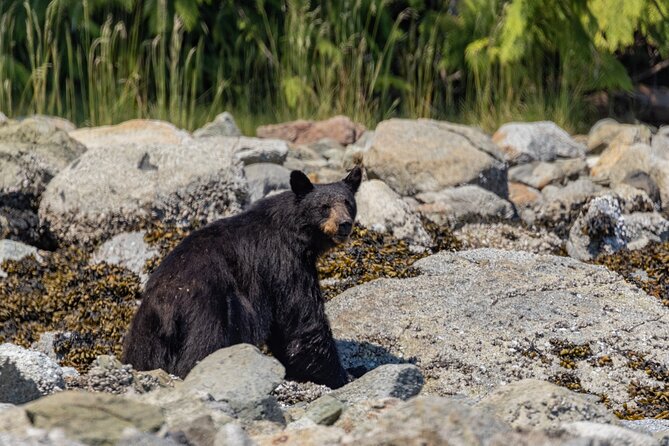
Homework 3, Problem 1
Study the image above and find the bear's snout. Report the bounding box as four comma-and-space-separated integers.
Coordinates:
337, 221, 352, 236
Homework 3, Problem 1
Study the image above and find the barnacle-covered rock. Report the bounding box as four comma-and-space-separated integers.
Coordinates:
39, 138, 247, 244
0, 343, 65, 404
567, 195, 669, 261
566, 195, 628, 261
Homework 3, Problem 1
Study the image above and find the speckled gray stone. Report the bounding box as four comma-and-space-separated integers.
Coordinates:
327, 249, 669, 409
328, 364, 423, 406
0, 343, 64, 404
477, 379, 615, 429
91, 231, 159, 284
193, 112, 242, 138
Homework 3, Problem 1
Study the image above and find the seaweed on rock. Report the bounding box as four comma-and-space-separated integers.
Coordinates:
0, 248, 140, 372
318, 222, 460, 300
594, 241, 669, 305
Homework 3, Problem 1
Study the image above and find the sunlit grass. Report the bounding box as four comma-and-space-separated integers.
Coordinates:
0, 0, 596, 134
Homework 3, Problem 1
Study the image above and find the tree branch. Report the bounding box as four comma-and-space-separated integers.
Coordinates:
632, 59, 669, 83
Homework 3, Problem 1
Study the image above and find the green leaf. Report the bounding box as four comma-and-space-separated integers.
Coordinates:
589, 0, 644, 51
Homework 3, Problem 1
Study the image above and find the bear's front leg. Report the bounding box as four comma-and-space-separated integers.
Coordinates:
268, 297, 348, 389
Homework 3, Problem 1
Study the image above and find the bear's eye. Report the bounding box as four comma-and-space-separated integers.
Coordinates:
320, 204, 331, 213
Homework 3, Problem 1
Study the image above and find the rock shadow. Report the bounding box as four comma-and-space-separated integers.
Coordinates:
336, 339, 417, 379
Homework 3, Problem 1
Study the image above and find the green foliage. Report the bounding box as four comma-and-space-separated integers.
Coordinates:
1, 0, 668, 132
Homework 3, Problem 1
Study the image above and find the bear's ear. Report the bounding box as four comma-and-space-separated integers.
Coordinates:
343, 166, 362, 193
290, 170, 314, 196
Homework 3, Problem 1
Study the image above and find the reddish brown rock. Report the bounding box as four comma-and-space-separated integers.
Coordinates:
256, 115, 365, 145
508, 182, 542, 208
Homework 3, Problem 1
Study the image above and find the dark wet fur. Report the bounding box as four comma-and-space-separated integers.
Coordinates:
122, 167, 362, 388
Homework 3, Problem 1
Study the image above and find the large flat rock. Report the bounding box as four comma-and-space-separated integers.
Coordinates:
326, 249, 669, 410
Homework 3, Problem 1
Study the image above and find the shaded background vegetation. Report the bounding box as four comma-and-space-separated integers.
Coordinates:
1, 0, 669, 133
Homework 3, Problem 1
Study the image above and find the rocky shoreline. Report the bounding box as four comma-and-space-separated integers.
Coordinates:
2, 113, 669, 444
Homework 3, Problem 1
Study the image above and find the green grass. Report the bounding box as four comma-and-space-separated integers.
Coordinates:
0, 0, 627, 134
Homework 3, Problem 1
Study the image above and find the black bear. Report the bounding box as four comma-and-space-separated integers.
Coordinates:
122, 167, 362, 389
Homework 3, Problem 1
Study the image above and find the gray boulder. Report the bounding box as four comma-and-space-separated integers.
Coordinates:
535, 178, 606, 232
492, 121, 586, 164
0, 239, 40, 278
355, 180, 432, 246
365, 119, 508, 197
508, 158, 587, 190
140, 344, 284, 428
326, 249, 669, 410
194, 112, 242, 138
243, 163, 291, 203
415, 185, 516, 226
23, 391, 164, 446
342, 131, 374, 170
305, 138, 346, 169
477, 379, 615, 430
181, 344, 285, 421
39, 138, 247, 244
30, 115, 76, 132
232, 136, 288, 165
0, 118, 86, 205
0, 343, 65, 404
300, 395, 344, 426
90, 231, 159, 284
325, 364, 423, 407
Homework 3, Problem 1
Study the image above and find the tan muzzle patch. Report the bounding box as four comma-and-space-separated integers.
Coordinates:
321, 204, 349, 237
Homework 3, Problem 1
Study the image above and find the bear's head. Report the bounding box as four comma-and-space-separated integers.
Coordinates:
290, 166, 362, 245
